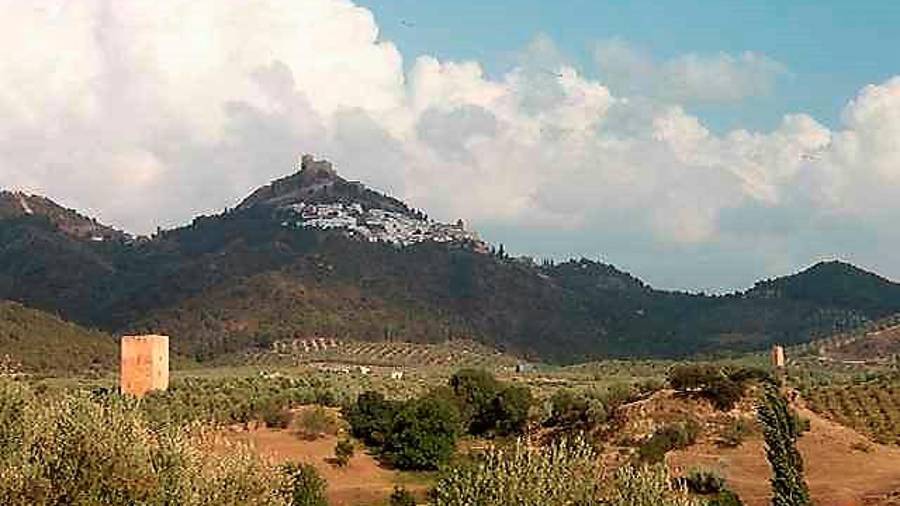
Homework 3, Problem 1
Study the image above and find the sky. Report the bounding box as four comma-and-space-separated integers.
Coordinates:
1, 0, 899, 292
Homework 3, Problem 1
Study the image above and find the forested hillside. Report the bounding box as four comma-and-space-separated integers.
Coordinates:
0, 301, 116, 374
2, 158, 899, 363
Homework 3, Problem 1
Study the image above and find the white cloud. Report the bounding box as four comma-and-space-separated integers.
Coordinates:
593, 39, 787, 103
1, 0, 899, 290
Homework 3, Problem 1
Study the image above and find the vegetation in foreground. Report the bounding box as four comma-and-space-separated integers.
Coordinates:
347, 368, 534, 470
6, 353, 896, 505
430, 437, 705, 506
0, 379, 326, 505
758, 380, 812, 506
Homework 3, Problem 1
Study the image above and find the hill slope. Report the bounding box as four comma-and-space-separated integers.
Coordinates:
2, 156, 900, 363
0, 301, 116, 374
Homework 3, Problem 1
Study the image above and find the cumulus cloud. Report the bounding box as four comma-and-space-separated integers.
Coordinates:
0, 0, 899, 290
594, 39, 787, 103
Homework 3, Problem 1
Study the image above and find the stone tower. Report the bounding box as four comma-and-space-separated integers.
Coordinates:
770, 344, 785, 369
120, 335, 169, 397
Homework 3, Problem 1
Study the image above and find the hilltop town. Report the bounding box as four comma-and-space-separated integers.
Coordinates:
279, 201, 485, 249
246, 155, 489, 251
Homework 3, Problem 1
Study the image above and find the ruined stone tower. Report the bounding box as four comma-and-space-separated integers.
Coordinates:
770, 344, 785, 369
120, 335, 169, 397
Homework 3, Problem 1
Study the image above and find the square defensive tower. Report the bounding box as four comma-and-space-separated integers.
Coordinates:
120, 334, 169, 397
771, 344, 785, 369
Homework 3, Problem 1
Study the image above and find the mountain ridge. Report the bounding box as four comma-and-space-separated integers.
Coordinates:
2, 155, 899, 362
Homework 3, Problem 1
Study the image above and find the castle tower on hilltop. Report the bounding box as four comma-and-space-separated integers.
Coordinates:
300, 154, 336, 177
120, 335, 169, 397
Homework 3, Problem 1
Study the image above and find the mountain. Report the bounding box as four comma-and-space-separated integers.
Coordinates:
0, 191, 126, 241
0, 300, 117, 375
2, 155, 900, 363
749, 260, 900, 315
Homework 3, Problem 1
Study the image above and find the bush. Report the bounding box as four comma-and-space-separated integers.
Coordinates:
547, 390, 589, 427
601, 464, 703, 506
346, 391, 400, 447
668, 365, 721, 392
707, 490, 744, 506
638, 420, 700, 463
0, 379, 289, 506
430, 437, 600, 505
261, 402, 292, 429
680, 468, 726, 495
445, 369, 535, 437
389, 486, 416, 506
706, 378, 745, 411
294, 406, 338, 440
668, 364, 760, 411
280, 462, 328, 506
383, 395, 460, 470
792, 411, 811, 435
546, 390, 609, 432
334, 438, 354, 467
718, 417, 756, 448
448, 368, 501, 435
491, 384, 533, 436
604, 382, 640, 410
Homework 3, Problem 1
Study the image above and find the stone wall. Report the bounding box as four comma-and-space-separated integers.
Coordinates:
120, 334, 169, 397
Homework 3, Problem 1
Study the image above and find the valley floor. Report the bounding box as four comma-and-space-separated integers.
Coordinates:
225, 428, 432, 506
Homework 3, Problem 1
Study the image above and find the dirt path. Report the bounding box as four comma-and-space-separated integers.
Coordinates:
670, 408, 900, 506
226, 429, 429, 505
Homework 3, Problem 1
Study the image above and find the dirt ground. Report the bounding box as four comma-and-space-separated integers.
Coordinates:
226, 428, 430, 506
670, 408, 900, 506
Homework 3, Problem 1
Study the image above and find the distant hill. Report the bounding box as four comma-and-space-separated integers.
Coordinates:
0, 300, 116, 375
0, 191, 126, 241
749, 260, 900, 315
2, 155, 900, 363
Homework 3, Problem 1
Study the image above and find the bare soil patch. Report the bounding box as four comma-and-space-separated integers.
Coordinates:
669, 408, 900, 506
226, 427, 433, 505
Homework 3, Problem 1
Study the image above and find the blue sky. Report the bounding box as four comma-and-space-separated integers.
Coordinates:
360, 0, 900, 132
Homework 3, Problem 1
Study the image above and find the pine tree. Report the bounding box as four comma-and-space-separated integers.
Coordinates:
756, 380, 812, 506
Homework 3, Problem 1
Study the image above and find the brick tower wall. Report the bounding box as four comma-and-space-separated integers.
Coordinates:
120, 335, 169, 397
770, 345, 785, 368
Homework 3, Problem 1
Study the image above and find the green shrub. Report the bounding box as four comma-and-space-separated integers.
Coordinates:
680, 468, 726, 495
547, 390, 589, 427
334, 438, 354, 467
448, 368, 501, 435
430, 437, 600, 505
0, 379, 289, 506
294, 406, 338, 440
791, 412, 811, 436
389, 486, 417, 506
668, 364, 760, 411
638, 420, 701, 463
383, 395, 460, 470
280, 462, 327, 506
491, 384, 533, 436
718, 417, 756, 448
601, 463, 703, 506
346, 391, 400, 447
668, 365, 721, 391
604, 382, 640, 410
261, 402, 292, 429
707, 490, 744, 506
